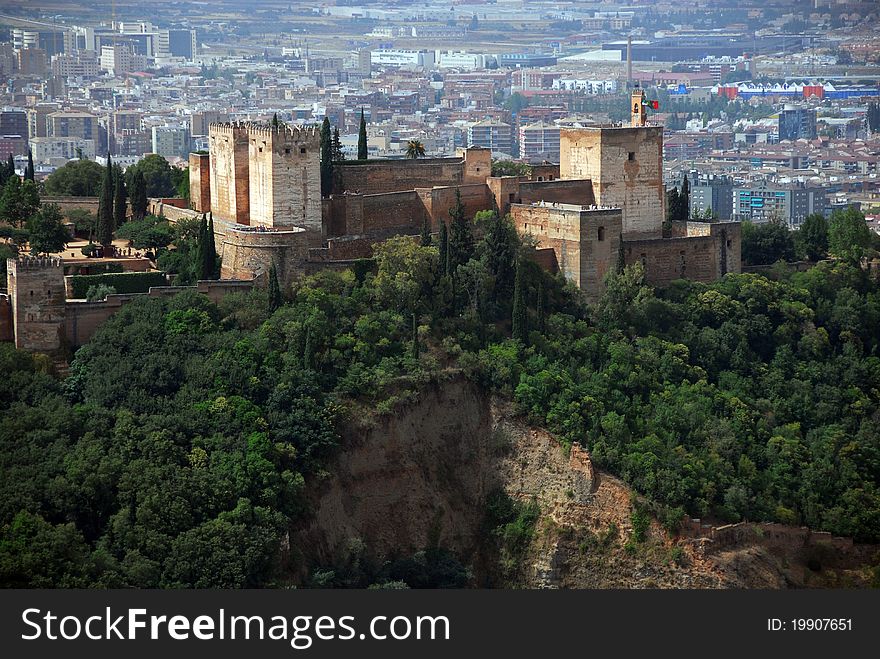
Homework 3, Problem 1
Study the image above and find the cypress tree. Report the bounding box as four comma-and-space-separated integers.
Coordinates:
410, 313, 419, 360
197, 216, 217, 280
616, 232, 626, 274
438, 222, 448, 277
207, 214, 218, 277
96, 154, 115, 248
130, 169, 148, 221
268, 264, 282, 312
680, 174, 690, 221
272, 112, 279, 128
512, 258, 527, 343
25, 149, 34, 181
6, 154, 14, 179
113, 171, 127, 227
331, 127, 345, 161
447, 189, 472, 273
357, 107, 368, 160
420, 217, 432, 246
320, 117, 332, 197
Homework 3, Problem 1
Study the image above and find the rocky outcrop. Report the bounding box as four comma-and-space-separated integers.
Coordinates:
289, 377, 879, 588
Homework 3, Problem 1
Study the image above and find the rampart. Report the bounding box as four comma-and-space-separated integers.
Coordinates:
333, 148, 491, 195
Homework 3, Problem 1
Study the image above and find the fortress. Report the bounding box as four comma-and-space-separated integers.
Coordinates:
186, 89, 739, 296
3, 91, 740, 355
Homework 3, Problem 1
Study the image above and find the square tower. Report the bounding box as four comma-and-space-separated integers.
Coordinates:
7, 257, 66, 353
247, 124, 322, 231
560, 125, 665, 240
208, 123, 250, 225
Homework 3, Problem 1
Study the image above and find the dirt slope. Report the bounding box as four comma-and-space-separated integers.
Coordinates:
289, 378, 878, 588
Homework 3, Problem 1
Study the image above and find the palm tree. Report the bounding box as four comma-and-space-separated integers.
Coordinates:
405, 139, 426, 159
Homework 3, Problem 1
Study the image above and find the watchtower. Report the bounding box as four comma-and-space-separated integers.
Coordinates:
7, 257, 66, 353
209, 122, 251, 225
247, 123, 322, 231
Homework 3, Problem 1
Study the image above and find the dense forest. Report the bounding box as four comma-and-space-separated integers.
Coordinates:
2, 201, 879, 587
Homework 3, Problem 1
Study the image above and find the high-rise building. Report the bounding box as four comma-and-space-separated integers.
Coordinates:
0, 110, 28, 140
100, 45, 148, 75
158, 29, 197, 59
468, 120, 513, 157
51, 51, 100, 77
690, 178, 734, 220
16, 48, 48, 76
733, 185, 827, 226
151, 125, 191, 160
518, 122, 560, 163
778, 105, 817, 142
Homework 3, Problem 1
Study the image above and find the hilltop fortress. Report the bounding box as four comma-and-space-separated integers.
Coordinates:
3, 91, 740, 354
181, 89, 739, 296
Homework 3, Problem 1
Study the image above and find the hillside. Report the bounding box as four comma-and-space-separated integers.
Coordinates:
291, 378, 879, 589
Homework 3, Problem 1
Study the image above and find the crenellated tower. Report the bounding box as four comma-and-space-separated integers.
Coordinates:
7, 257, 66, 353
247, 123, 322, 231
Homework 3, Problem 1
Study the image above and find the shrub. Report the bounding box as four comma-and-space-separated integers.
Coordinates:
69, 271, 167, 299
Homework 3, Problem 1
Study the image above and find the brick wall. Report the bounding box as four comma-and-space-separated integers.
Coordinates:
189, 152, 210, 212
335, 155, 472, 195
362, 190, 427, 234
519, 179, 595, 207
64, 280, 254, 347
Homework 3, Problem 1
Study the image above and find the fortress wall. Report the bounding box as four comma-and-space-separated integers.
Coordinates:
64, 280, 254, 347
189, 152, 211, 212
335, 157, 468, 195
422, 184, 495, 229
219, 226, 320, 286
519, 179, 595, 208
361, 190, 427, 234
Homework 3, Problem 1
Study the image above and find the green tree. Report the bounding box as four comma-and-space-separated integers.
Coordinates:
511, 258, 527, 342
196, 216, 218, 280
481, 212, 517, 303
26, 204, 68, 256
0, 176, 40, 227
113, 172, 128, 228
116, 215, 173, 251
438, 221, 449, 277
679, 174, 690, 221
25, 149, 34, 182
268, 264, 282, 312
331, 127, 345, 162
828, 206, 872, 265
796, 213, 829, 262
410, 313, 419, 360
96, 156, 115, 248
420, 217, 432, 247
405, 139, 426, 159
129, 169, 148, 222
357, 108, 368, 160
126, 154, 175, 197
43, 159, 104, 197
740, 220, 796, 266
447, 189, 473, 273
320, 117, 333, 196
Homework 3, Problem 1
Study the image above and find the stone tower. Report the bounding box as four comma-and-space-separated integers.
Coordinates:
247, 124, 322, 231
208, 122, 251, 225
7, 257, 66, 353
560, 122, 665, 240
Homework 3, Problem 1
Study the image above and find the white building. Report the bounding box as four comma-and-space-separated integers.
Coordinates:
371, 49, 435, 68
151, 125, 190, 160
436, 51, 493, 70
100, 45, 148, 75
552, 78, 618, 94
29, 136, 96, 163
